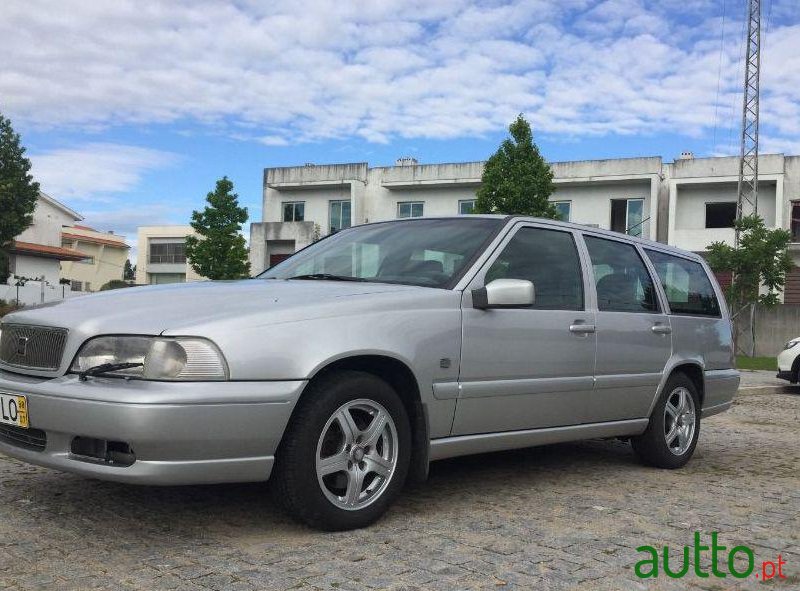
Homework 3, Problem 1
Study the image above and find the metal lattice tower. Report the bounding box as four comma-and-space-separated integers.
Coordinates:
735, 0, 761, 245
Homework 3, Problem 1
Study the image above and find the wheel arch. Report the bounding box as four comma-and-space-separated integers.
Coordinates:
648, 359, 706, 417
291, 353, 430, 483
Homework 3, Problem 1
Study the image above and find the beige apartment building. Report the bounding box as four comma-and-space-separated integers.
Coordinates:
61, 225, 130, 292
135, 225, 203, 285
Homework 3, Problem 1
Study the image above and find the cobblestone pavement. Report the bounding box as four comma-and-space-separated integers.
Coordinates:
2, 388, 798, 591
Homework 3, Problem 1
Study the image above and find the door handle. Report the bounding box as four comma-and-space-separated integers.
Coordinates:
651, 324, 672, 334
569, 324, 596, 334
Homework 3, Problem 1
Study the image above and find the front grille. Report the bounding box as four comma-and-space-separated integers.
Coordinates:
0, 324, 68, 370
0, 424, 47, 451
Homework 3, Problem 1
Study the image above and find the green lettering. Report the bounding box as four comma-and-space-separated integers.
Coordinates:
663, 546, 690, 578
728, 546, 754, 579
710, 532, 727, 578
693, 531, 710, 578
635, 546, 659, 578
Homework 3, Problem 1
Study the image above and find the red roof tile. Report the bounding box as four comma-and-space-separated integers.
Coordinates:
9, 240, 88, 261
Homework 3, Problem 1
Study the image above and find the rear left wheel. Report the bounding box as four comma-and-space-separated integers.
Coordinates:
273, 370, 410, 530
631, 372, 700, 469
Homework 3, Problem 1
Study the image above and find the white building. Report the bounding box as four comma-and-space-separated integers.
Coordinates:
135, 226, 203, 285
250, 154, 800, 302
7, 192, 85, 285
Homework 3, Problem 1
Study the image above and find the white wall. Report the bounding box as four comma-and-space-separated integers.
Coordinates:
671, 182, 777, 251
16, 198, 78, 247
10, 255, 62, 285
0, 279, 86, 306
550, 181, 651, 235
265, 186, 351, 234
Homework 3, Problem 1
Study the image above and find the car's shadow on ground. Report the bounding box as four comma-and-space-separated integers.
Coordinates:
9, 438, 642, 539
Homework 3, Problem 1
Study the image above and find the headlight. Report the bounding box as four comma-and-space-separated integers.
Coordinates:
784, 340, 799, 350
70, 336, 228, 380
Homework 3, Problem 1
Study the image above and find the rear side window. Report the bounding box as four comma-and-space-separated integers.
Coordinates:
485, 227, 584, 310
584, 236, 659, 313
645, 249, 721, 317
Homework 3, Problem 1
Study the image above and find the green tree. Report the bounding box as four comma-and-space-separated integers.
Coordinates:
123, 259, 135, 281
473, 114, 558, 218
184, 177, 251, 280
706, 214, 792, 356
0, 113, 40, 282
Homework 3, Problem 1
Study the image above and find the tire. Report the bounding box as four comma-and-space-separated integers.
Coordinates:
272, 370, 411, 530
632, 372, 700, 469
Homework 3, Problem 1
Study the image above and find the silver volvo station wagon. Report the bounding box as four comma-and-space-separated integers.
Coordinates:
0, 216, 739, 530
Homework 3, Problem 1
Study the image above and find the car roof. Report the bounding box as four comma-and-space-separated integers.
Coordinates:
371, 215, 705, 263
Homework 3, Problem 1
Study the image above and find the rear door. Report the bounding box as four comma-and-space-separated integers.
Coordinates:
582, 234, 672, 421
453, 223, 597, 435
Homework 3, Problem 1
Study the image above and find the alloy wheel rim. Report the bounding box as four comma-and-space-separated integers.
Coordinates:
315, 399, 398, 511
663, 387, 696, 456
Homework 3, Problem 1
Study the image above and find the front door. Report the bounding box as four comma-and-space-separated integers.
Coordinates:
453, 224, 597, 435
582, 234, 672, 421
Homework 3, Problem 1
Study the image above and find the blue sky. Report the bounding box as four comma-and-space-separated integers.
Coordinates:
2, 0, 799, 261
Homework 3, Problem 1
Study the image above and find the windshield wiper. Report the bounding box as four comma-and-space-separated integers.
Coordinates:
286, 274, 366, 282
78, 362, 143, 381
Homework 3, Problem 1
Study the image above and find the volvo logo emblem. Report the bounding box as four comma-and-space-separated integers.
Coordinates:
16, 336, 29, 357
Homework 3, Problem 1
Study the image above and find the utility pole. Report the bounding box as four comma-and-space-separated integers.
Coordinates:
735, 0, 761, 246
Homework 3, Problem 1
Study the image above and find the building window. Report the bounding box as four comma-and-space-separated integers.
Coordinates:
77, 256, 94, 265
329, 200, 351, 233
397, 201, 424, 218
283, 202, 305, 222
791, 201, 800, 243
70, 280, 82, 292
149, 242, 186, 264
149, 273, 186, 285
610, 198, 644, 237
705, 202, 737, 229
85, 282, 92, 292
459, 199, 477, 215
553, 201, 571, 222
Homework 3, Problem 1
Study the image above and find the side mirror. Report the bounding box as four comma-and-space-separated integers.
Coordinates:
472, 279, 535, 310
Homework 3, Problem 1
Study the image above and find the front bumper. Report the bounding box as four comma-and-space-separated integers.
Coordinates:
0, 369, 305, 485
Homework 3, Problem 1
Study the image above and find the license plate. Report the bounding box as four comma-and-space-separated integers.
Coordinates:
0, 393, 29, 429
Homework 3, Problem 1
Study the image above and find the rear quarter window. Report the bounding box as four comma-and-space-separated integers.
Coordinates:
644, 249, 721, 317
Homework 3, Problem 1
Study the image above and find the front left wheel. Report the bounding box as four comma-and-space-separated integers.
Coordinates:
273, 370, 411, 530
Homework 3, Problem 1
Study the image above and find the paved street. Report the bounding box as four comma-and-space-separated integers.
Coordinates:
1, 383, 798, 591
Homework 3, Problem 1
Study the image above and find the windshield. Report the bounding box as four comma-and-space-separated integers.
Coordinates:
259, 217, 503, 288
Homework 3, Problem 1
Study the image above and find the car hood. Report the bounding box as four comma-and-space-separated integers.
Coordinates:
3, 279, 423, 335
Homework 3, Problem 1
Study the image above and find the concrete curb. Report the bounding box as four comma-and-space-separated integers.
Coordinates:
737, 385, 800, 397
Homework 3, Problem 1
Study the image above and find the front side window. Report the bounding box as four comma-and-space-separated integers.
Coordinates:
553, 201, 571, 222
610, 198, 645, 236
705, 202, 737, 229
149, 242, 186, 264
329, 200, 351, 233
70, 280, 82, 292
645, 249, 721, 317
260, 218, 502, 288
397, 201, 424, 218
459, 199, 477, 215
791, 201, 800, 242
283, 202, 305, 222
584, 235, 658, 313
484, 227, 584, 310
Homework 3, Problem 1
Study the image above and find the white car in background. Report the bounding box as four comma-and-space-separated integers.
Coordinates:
777, 338, 800, 383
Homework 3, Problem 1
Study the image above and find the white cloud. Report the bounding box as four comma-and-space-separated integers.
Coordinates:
29, 143, 179, 200
0, 0, 798, 151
